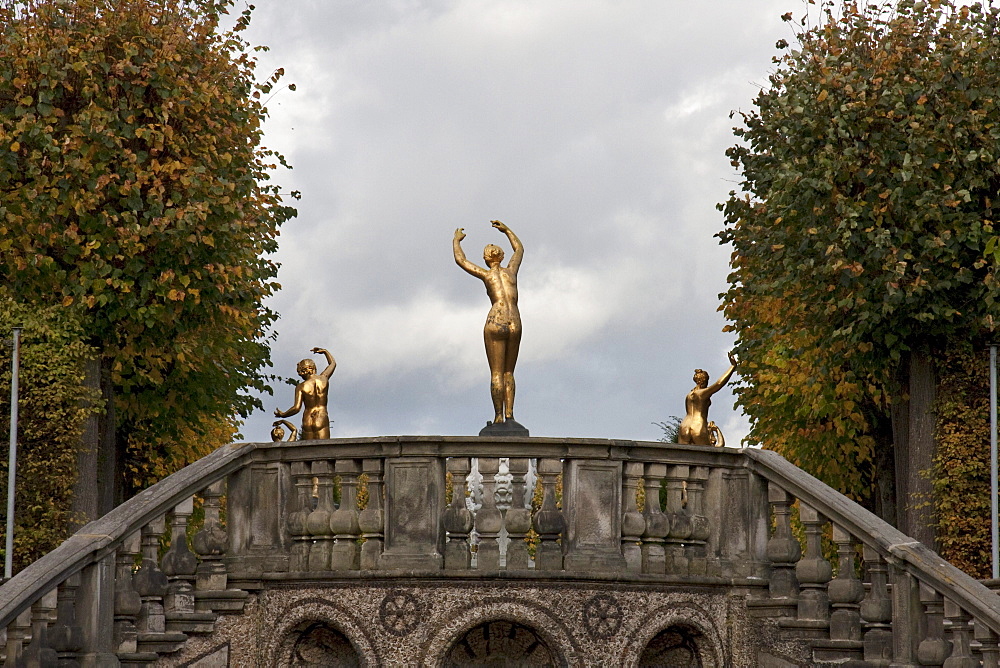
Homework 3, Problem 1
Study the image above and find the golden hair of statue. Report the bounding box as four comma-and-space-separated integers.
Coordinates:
274, 347, 336, 440
453, 220, 523, 427
678, 352, 737, 446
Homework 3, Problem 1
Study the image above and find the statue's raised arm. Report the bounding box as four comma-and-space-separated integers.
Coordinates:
491, 220, 523, 273
453, 228, 487, 279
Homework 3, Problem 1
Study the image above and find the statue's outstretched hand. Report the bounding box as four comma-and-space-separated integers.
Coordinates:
454, 228, 466, 242
491, 220, 509, 233
729, 351, 739, 366
311, 347, 327, 355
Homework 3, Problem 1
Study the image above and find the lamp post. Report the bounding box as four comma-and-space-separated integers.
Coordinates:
5, 327, 21, 580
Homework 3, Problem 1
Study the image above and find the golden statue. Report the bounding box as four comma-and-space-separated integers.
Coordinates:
274, 347, 336, 440
678, 352, 737, 446
271, 419, 298, 442
453, 220, 526, 434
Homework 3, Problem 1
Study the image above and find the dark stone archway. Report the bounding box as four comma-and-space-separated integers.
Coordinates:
443, 619, 556, 666
638, 624, 704, 667
287, 621, 360, 667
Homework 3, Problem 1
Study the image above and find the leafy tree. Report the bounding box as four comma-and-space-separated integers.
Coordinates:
719, 0, 1000, 546
0, 0, 297, 501
0, 290, 101, 571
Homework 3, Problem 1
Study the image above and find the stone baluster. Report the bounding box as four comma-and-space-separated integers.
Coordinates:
859, 545, 892, 665
663, 465, 690, 574
442, 457, 473, 570
287, 461, 313, 572
942, 598, 976, 668
475, 457, 503, 571
49, 573, 84, 664
889, 564, 921, 665
134, 516, 169, 636
22, 589, 59, 666
916, 584, 950, 666
161, 497, 203, 634
812, 524, 863, 661
4, 608, 32, 668
306, 460, 336, 571
359, 458, 385, 570
766, 484, 800, 614
791, 502, 831, 637
330, 459, 362, 570
504, 458, 532, 570
640, 463, 668, 575
193, 481, 228, 592
532, 458, 565, 571
976, 624, 1000, 668
113, 532, 143, 655
685, 466, 710, 576
620, 461, 645, 573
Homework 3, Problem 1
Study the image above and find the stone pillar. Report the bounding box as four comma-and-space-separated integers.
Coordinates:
764, 484, 799, 617
942, 598, 976, 668
620, 461, 645, 574
287, 461, 313, 573
504, 458, 532, 570
916, 584, 950, 666
442, 458, 473, 570
49, 574, 84, 664
134, 516, 169, 635
813, 524, 864, 661
76, 554, 117, 666
785, 502, 831, 639
640, 463, 668, 575
532, 458, 565, 571
113, 533, 142, 654
379, 456, 444, 570
859, 545, 892, 665
359, 458, 385, 570
330, 459, 361, 571
663, 465, 690, 574
685, 466, 710, 576
306, 461, 336, 572
475, 458, 503, 572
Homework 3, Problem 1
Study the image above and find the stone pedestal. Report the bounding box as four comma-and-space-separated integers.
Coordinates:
563, 459, 625, 572
379, 457, 445, 569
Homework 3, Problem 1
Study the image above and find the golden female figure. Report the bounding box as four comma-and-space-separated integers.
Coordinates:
453, 220, 523, 428
678, 352, 737, 445
275, 347, 336, 440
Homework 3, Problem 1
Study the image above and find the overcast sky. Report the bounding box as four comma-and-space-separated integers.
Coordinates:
235, 0, 792, 445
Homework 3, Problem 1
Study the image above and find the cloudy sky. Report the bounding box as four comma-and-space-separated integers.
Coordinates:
235, 0, 792, 444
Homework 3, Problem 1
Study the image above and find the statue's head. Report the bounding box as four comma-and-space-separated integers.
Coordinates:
483, 244, 504, 266
693, 369, 709, 387
297, 359, 317, 377
271, 425, 285, 442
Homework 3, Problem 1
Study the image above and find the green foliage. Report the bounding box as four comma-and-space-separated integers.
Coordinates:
0, 0, 298, 494
933, 344, 991, 577
654, 416, 682, 443
719, 0, 1000, 506
0, 291, 101, 571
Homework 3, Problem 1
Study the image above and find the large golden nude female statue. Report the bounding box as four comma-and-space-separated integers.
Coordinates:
274, 347, 336, 440
453, 221, 527, 435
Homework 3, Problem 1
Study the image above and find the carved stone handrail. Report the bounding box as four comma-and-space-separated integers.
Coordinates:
744, 447, 1000, 636
0, 442, 256, 629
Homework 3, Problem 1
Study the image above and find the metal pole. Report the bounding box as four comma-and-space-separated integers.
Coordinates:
991, 344, 998, 580
5, 327, 21, 580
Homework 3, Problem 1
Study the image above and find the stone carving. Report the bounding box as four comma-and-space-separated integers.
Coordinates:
583, 594, 623, 639
379, 590, 422, 636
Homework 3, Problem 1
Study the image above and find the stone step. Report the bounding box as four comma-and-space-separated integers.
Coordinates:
137, 630, 189, 655
194, 589, 249, 614
166, 610, 217, 635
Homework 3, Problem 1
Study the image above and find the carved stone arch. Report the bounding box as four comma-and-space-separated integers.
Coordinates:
262, 596, 378, 667
420, 597, 580, 666
619, 602, 725, 668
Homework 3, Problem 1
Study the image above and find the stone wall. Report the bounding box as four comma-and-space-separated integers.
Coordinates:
161, 579, 806, 666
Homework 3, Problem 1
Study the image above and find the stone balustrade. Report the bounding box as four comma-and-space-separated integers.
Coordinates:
1, 437, 1000, 665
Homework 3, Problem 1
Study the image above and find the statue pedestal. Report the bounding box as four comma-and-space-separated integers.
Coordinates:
479, 419, 529, 437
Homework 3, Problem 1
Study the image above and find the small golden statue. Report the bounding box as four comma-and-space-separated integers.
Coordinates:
271, 419, 298, 442
274, 347, 336, 440
678, 352, 737, 446
453, 220, 527, 435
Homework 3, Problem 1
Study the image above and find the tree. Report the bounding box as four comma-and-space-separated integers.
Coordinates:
719, 0, 1000, 551
0, 290, 102, 571
0, 0, 297, 503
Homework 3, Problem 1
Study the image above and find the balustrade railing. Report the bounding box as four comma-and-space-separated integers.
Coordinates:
1, 437, 1000, 665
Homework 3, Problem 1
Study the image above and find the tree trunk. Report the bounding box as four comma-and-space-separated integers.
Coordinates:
891, 348, 937, 550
